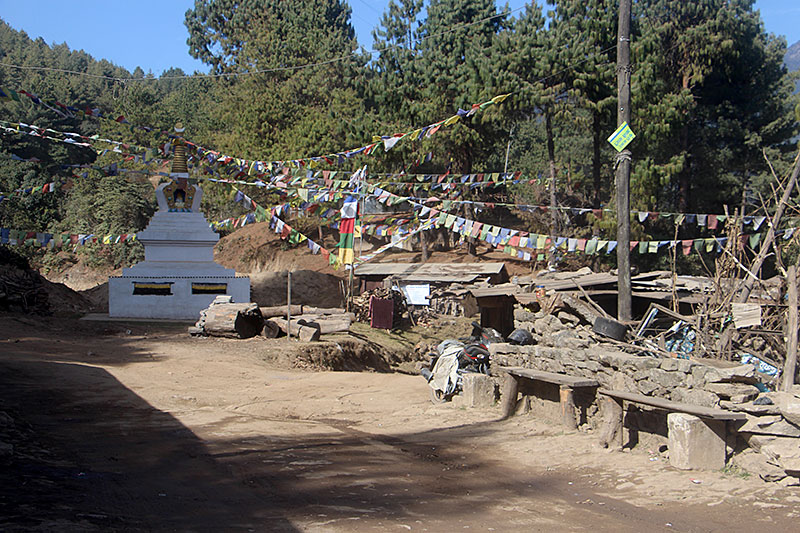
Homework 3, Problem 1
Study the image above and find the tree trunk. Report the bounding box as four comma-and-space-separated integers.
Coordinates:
269, 317, 321, 342
259, 305, 303, 318
199, 303, 264, 339
302, 306, 346, 316
678, 123, 690, 212
296, 316, 352, 334
592, 110, 603, 209
545, 110, 559, 236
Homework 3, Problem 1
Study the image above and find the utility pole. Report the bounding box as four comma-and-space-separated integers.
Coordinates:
615, 0, 633, 321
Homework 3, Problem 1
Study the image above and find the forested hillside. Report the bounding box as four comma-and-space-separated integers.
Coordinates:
787, 40, 800, 93
0, 0, 798, 275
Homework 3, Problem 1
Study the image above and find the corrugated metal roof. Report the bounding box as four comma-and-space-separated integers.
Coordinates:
354, 262, 507, 280
400, 273, 482, 283
469, 284, 520, 298
353, 263, 419, 276
412, 262, 507, 275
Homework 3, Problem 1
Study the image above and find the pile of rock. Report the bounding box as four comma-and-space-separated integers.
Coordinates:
490, 310, 800, 484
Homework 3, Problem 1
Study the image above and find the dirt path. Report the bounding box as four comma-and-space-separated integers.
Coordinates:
0, 316, 797, 531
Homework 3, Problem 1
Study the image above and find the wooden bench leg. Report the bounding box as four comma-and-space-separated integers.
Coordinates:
599, 396, 624, 449
559, 385, 578, 430
501, 373, 520, 419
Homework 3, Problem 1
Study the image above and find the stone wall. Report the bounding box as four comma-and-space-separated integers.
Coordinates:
490, 334, 755, 410
490, 312, 800, 482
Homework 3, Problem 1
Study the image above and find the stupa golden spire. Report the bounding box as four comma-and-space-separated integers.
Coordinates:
171, 123, 189, 176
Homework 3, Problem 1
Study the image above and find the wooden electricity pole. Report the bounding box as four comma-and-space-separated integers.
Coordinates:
615, 0, 633, 321
784, 264, 798, 391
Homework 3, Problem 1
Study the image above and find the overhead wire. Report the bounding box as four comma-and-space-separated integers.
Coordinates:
0, 7, 526, 83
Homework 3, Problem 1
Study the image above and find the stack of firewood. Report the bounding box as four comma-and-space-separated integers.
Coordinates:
261, 305, 354, 342
351, 287, 406, 328
191, 299, 354, 341
0, 264, 50, 314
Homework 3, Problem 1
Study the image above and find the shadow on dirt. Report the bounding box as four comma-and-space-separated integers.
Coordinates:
0, 340, 571, 531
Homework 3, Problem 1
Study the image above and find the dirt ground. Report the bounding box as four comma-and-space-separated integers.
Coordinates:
1, 313, 798, 532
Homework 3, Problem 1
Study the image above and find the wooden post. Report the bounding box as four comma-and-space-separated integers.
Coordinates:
600, 396, 624, 450
615, 0, 633, 322
287, 271, 292, 340
559, 386, 578, 430
501, 373, 520, 419
783, 264, 799, 391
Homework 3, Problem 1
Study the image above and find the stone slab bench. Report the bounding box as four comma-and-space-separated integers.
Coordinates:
598, 388, 747, 470
500, 367, 599, 429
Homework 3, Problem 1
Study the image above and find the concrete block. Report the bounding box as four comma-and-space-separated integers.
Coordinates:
462, 373, 495, 408
668, 413, 727, 470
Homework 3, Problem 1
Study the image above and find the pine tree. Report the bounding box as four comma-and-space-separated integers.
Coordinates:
631, 0, 798, 213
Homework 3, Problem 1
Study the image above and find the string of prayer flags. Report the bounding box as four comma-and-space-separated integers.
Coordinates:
338, 195, 359, 266
0, 228, 137, 248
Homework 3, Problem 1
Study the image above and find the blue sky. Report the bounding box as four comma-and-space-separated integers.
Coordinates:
0, 1, 797, 76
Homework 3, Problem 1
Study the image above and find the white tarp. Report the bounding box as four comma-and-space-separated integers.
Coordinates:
402, 284, 430, 306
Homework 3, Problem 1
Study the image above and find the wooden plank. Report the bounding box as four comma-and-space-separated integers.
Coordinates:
598, 388, 746, 421
501, 367, 599, 388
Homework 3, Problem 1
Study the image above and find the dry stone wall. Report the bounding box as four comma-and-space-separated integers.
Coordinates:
489, 338, 749, 409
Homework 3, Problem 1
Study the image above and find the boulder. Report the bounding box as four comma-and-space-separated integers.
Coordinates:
719, 400, 780, 415
756, 437, 800, 467
646, 368, 685, 389
660, 358, 680, 371
488, 343, 519, 356
705, 383, 760, 402
670, 388, 720, 408
556, 311, 580, 326
771, 392, 800, 428
533, 315, 565, 335
739, 415, 800, 437
514, 307, 538, 323
597, 350, 639, 370
706, 364, 759, 384
637, 380, 659, 396
734, 451, 787, 482
625, 357, 661, 372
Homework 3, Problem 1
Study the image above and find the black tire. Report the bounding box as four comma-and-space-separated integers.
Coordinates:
430, 388, 449, 404
592, 316, 628, 341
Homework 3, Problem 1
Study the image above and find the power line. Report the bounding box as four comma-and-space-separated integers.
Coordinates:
0, 7, 525, 83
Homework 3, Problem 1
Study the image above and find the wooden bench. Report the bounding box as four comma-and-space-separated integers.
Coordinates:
500, 367, 599, 429
597, 388, 747, 450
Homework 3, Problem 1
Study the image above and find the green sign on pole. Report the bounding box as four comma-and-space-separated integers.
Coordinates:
607, 122, 635, 152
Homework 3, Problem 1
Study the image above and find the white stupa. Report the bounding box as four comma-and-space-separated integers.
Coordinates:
108, 126, 250, 319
